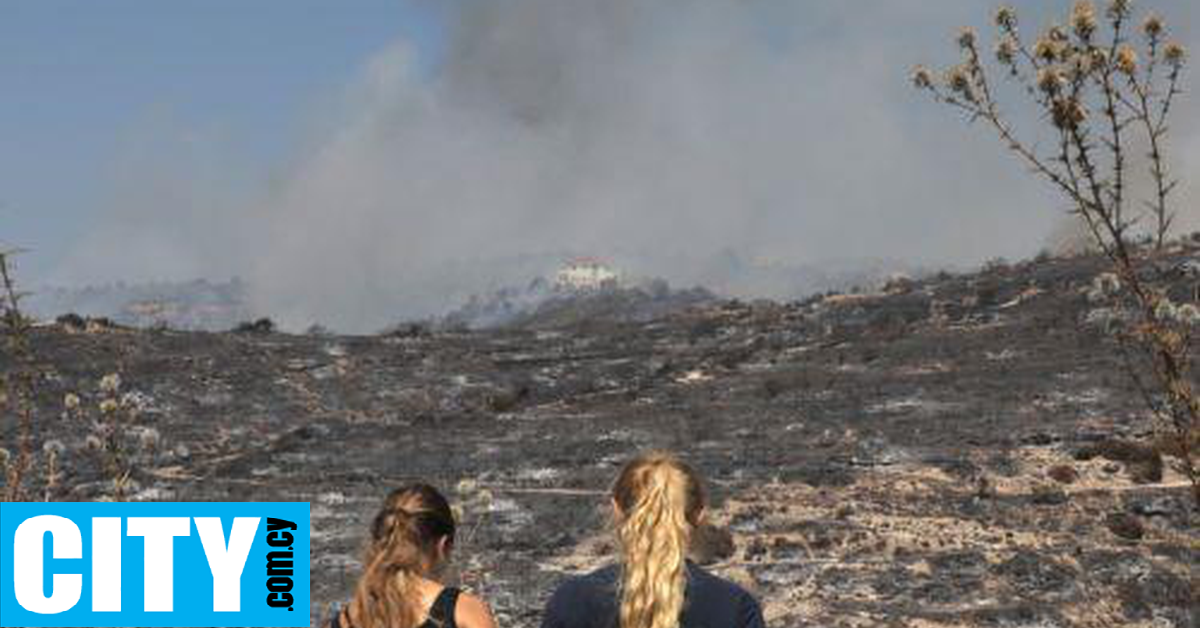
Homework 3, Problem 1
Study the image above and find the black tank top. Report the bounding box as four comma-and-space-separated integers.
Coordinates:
332, 586, 460, 628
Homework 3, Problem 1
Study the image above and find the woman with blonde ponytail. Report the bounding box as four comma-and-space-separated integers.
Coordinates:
332, 484, 497, 628
541, 452, 765, 628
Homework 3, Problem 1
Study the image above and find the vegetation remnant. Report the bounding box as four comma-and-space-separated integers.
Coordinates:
914, 1, 1197, 503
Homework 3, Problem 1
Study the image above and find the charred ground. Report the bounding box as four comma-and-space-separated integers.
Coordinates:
1, 250, 1196, 627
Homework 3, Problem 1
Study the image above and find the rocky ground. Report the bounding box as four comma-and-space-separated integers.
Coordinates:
1, 250, 1197, 627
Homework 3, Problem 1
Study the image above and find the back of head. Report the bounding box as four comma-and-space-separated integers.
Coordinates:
347, 483, 456, 628
611, 451, 705, 628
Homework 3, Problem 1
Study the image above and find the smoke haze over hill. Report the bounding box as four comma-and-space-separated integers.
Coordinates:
33, 0, 1200, 331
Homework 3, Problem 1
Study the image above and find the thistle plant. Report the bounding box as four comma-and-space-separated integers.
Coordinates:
453, 478, 496, 599
0, 249, 36, 502
914, 1, 1197, 503
42, 439, 64, 501
93, 373, 136, 500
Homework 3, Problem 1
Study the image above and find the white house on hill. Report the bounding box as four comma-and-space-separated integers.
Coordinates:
554, 258, 620, 290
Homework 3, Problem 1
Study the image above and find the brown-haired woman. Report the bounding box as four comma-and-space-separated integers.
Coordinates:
540, 451, 765, 628
333, 483, 497, 628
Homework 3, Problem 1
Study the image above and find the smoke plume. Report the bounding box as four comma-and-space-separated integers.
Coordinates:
54, 0, 1199, 331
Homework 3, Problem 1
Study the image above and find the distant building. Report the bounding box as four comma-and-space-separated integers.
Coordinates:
554, 258, 620, 291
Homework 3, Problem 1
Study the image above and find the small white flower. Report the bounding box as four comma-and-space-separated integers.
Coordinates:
138, 427, 161, 450
99, 373, 121, 394
1154, 299, 1177, 322
1175, 304, 1200, 326
64, 393, 81, 411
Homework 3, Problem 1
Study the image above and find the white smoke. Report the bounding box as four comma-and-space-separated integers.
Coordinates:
52, 0, 1199, 331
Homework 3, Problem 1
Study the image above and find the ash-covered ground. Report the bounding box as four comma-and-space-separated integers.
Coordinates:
2, 251, 1197, 627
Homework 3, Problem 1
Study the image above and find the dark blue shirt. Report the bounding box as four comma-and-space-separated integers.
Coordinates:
540, 563, 766, 628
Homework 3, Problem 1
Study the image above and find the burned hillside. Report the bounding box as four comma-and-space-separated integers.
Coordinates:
1, 249, 1197, 628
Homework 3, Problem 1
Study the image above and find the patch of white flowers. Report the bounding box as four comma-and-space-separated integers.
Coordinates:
1151, 297, 1200, 326
1087, 272, 1123, 302
1174, 303, 1200, 326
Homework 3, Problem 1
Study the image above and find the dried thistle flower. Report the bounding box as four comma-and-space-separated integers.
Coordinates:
1034, 36, 1064, 62
1106, 0, 1131, 20
1048, 24, 1069, 43
1072, 1, 1098, 39
64, 392, 81, 411
99, 398, 119, 414
99, 373, 121, 394
1115, 45, 1138, 75
995, 6, 1018, 31
1067, 51, 1096, 79
1141, 14, 1164, 39
1037, 66, 1067, 94
945, 64, 975, 100
911, 65, 935, 90
42, 440, 66, 456
1164, 42, 1187, 67
1089, 47, 1110, 68
996, 38, 1018, 65
85, 435, 103, 451
1052, 98, 1088, 129
958, 27, 978, 50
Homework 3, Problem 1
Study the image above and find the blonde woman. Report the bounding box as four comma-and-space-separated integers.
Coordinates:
540, 451, 765, 628
332, 484, 497, 628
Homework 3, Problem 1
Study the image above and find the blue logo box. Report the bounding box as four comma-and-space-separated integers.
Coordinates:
0, 501, 310, 627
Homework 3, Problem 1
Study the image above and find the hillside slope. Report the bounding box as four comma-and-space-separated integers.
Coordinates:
1, 250, 1196, 627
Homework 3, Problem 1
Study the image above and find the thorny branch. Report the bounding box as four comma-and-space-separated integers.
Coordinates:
913, 1, 1197, 503
0, 249, 36, 501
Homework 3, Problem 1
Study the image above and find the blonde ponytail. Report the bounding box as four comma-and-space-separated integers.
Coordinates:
345, 484, 456, 628
613, 452, 705, 628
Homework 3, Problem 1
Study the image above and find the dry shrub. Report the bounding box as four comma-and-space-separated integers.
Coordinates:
914, 1, 1197, 503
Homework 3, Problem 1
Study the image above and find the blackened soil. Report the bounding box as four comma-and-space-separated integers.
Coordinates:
2, 251, 1196, 627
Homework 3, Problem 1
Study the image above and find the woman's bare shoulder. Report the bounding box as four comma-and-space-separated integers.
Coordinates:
454, 591, 498, 628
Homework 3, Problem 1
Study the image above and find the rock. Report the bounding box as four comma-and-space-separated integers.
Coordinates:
1105, 513, 1145, 540
1047, 464, 1079, 484
744, 538, 768, 561
1073, 438, 1163, 484
233, 317, 275, 334
55, 313, 86, 331
1127, 495, 1178, 518
1030, 484, 1068, 505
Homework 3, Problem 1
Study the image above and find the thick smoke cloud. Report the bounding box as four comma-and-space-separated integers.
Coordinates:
55, 0, 1198, 331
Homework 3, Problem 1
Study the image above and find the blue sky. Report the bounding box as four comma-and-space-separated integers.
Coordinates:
2, 0, 1196, 330
0, 0, 443, 277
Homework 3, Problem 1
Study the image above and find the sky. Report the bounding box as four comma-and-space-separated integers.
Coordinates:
1, 0, 444, 276
1, 1, 1197, 331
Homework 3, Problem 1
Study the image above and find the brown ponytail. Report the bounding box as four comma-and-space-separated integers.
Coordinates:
346, 484, 456, 628
612, 451, 705, 628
